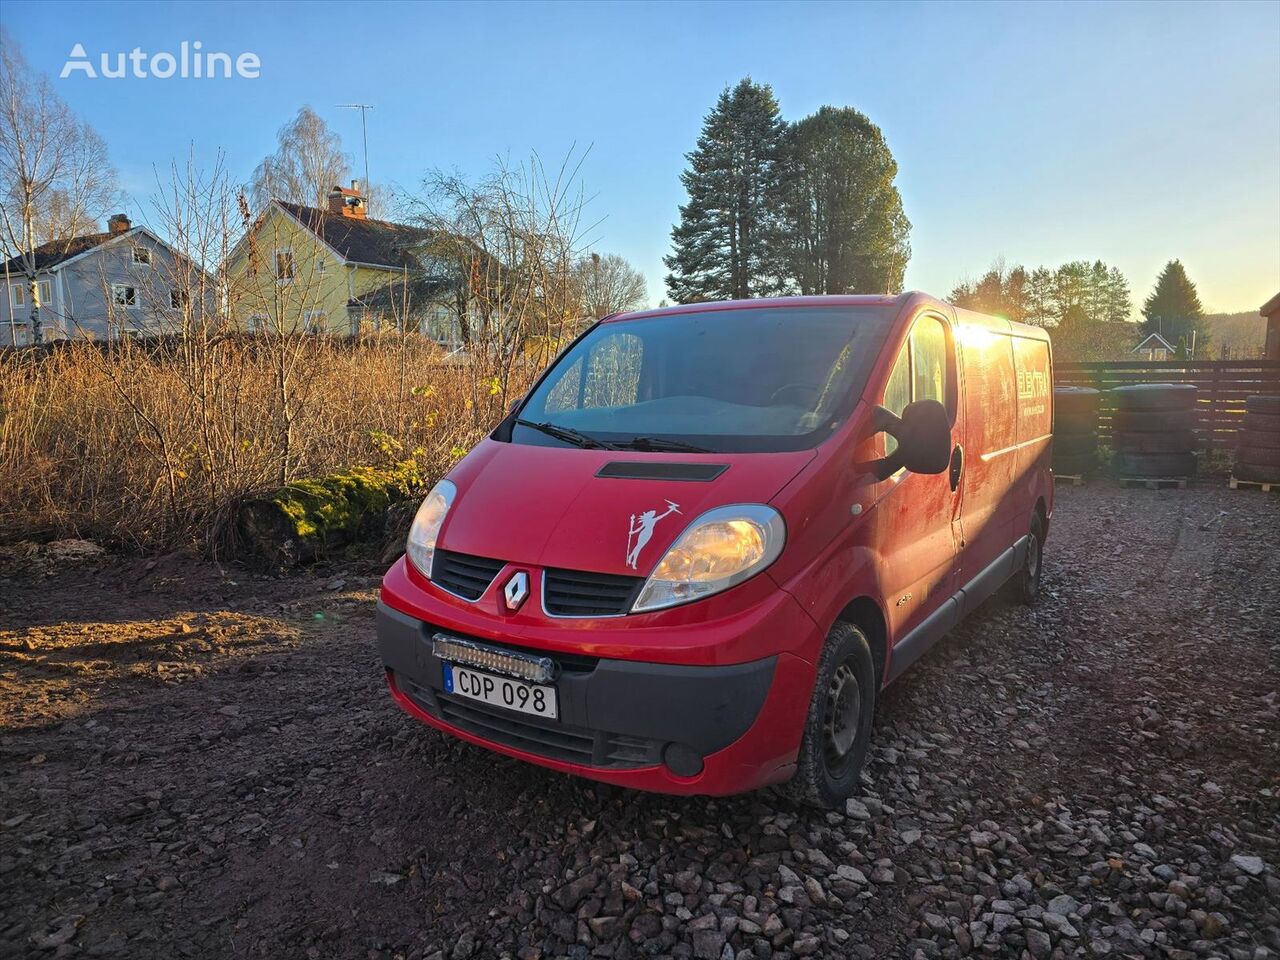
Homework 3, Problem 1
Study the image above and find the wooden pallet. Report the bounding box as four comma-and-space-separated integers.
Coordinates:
1229, 476, 1277, 493
1119, 476, 1189, 490
1054, 474, 1086, 486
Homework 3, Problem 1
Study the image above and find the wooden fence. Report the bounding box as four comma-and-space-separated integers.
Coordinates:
1054, 360, 1280, 450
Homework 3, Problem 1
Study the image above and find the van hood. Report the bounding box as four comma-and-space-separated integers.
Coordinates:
436, 438, 816, 577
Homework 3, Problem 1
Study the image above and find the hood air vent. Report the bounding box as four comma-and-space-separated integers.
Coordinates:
596, 461, 728, 482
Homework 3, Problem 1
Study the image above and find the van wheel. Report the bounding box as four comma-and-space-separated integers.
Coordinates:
1008, 513, 1044, 605
784, 622, 876, 809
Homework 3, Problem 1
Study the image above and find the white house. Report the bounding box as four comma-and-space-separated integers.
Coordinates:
1132, 332, 1177, 361
1, 214, 202, 345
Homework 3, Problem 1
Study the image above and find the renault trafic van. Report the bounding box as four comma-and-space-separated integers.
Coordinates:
376, 293, 1053, 807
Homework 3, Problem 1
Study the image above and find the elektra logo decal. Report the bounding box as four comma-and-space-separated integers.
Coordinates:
626, 501, 681, 570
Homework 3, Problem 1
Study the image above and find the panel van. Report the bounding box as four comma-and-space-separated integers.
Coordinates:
376, 293, 1054, 806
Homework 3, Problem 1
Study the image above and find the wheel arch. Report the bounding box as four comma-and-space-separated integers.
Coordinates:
834, 596, 889, 689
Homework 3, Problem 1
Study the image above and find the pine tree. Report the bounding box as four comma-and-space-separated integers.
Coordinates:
665, 79, 788, 302
1142, 259, 1206, 347
781, 106, 910, 294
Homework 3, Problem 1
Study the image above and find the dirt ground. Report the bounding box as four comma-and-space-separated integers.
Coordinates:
1, 483, 1277, 960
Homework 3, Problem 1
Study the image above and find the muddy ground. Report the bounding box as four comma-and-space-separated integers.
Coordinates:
1, 484, 1277, 960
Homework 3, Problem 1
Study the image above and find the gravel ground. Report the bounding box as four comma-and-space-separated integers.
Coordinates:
1, 484, 1277, 960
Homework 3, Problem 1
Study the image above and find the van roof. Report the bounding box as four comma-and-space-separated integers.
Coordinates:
603, 293, 1051, 343
604, 294, 903, 323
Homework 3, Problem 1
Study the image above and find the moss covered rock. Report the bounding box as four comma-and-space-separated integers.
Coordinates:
238, 461, 423, 564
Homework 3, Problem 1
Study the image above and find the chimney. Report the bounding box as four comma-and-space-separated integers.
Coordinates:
326, 182, 367, 219
107, 213, 131, 235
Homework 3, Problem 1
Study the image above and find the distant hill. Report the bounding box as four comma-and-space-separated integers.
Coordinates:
1204, 311, 1266, 358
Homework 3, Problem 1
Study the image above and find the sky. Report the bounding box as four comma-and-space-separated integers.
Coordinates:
6, 0, 1279, 315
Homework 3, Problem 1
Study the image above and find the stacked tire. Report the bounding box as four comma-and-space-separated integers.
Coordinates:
1053, 386, 1101, 477
1234, 395, 1280, 483
1110, 383, 1199, 478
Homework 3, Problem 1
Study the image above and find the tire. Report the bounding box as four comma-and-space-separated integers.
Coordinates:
1112, 430, 1197, 454
1005, 512, 1044, 605
1112, 383, 1198, 412
1054, 432, 1098, 457
1245, 395, 1280, 415
1234, 461, 1280, 483
1243, 412, 1280, 434
1112, 451, 1198, 477
1112, 409, 1196, 433
1055, 411, 1100, 435
1054, 387, 1100, 417
1235, 446, 1280, 468
1053, 453, 1097, 477
1238, 429, 1280, 450
785, 622, 877, 809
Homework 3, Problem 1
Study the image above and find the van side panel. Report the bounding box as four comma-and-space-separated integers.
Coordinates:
1011, 335, 1054, 521
955, 329, 1018, 583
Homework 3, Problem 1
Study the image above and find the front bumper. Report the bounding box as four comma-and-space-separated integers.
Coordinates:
376, 560, 821, 795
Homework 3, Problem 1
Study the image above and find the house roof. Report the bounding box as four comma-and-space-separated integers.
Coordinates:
349, 273, 455, 311
1132, 332, 1176, 353
1261, 291, 1280, 318
275, 201, 432, 270
1, 231, 121, 273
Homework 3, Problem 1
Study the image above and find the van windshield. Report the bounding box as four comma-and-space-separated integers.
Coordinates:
510, 306, 894, 453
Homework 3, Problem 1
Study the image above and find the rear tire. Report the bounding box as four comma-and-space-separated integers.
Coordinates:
1007, 512, 1044, 605
785, 622, 877, 809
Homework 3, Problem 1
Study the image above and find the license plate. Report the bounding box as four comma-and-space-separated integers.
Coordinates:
443, 663, 559, 720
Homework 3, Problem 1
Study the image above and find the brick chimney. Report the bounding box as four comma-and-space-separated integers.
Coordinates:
107, 213, 131, 235
326, 181, 367, 219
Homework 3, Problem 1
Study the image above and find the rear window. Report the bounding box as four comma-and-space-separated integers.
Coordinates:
510, 306, 894, 453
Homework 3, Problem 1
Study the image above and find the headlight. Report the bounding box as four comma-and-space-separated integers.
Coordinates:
406, 479, 456, 578
631, 504, 785, 613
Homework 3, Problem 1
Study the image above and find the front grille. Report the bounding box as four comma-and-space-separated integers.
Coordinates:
432, 549, 505, 600
543, 568, 644, 617
415, 684, 663, 769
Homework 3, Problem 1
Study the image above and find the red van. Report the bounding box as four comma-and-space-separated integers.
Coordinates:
376, 293, 1053, 807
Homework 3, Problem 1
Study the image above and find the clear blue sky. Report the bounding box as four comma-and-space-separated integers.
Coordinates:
7, 0, 1279, 314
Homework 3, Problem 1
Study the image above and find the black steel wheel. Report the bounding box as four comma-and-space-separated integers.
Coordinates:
785, 622, 877, 809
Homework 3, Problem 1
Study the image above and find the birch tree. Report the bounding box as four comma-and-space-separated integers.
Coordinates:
0, 31, 120, 343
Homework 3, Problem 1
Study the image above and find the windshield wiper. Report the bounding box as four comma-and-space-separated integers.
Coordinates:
515, 419, 618, 450
614, 436, 713, 454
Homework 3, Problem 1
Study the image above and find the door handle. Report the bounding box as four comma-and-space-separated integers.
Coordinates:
949, 445, 963, 492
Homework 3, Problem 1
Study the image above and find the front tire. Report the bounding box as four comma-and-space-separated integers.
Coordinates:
784, 622, 877, 809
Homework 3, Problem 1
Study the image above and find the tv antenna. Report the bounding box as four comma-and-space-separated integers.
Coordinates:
338, 104, 373, 199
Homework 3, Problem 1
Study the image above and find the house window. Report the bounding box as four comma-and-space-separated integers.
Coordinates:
132, 246, 152, 266
246, 313, 267, 334
303, 310, 327, 335
170, 288, 189, 309
316, 257, 327, 276
111, 283, 137, 308
274, 249, 295, 284
10, 280, 53, 308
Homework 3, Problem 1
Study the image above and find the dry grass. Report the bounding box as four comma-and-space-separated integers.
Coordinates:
0, 336, 531, 552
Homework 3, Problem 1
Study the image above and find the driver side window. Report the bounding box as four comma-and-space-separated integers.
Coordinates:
881, 315, 952, 454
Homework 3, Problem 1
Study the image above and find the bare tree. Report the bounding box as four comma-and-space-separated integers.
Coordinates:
408, 150, 594, 422
575, 252, 647, 318
0, 30, 119, 344
249, 106, 352, 212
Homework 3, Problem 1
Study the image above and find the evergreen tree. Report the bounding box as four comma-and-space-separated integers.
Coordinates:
781, 106, 910, 294
1141, 259, 1206, 347
665, 79, 788, 302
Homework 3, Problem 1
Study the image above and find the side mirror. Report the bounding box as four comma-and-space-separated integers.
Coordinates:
868, 399, 952, 481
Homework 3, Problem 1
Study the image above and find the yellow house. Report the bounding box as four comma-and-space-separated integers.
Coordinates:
226, 183, 432, 335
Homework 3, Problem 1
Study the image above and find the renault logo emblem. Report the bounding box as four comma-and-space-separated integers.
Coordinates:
502, 570, 529, 612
